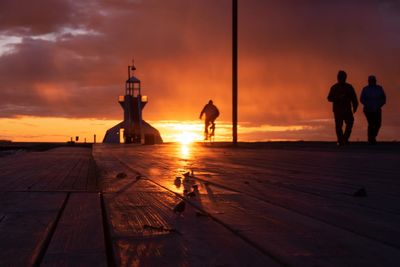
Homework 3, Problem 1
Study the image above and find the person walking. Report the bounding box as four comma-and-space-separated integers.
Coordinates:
360, 75, 386, 144
328, 70, 359, 145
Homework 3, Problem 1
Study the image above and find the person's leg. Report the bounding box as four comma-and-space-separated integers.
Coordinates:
364, 112, 375, 144
334, 113, 344, 145
368, 111, 382, 144
204, 119, 210, 139
210, 119, 215, 136
374, 110, 382, 142
343, 113, 354, 144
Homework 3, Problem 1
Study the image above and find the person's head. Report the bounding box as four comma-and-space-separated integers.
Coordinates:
208, 100, 213, 105
368, 75, 377, 86
337, 70, 347, 83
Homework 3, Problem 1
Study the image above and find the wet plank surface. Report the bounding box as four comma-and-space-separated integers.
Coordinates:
0, 147, 97, 192
0, 147, 104, 266
41, 193, 107, 267
0, 192, 66, 266
97, 155, 278, 266
93, 143, 400, 267
1, 143, 400, 266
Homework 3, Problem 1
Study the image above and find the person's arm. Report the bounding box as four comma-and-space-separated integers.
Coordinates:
215, 106, 220, 118
360, 88, 366, 105
327, 86, 336, 102
199, 106, 206, 119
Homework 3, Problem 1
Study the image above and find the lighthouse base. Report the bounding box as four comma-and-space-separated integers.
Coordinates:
103, 121, 163, 144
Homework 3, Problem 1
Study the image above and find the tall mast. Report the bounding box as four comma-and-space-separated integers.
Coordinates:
232, 0, 238, 145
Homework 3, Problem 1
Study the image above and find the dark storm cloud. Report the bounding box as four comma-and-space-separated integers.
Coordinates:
238, 0, 400, 130
0, 0, 399, 139
0, 0, 232, 120
0, 0, 76, 35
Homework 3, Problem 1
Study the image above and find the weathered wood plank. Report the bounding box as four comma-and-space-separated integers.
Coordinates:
193, 193, 400, 267
121, 171, 400, 266
104, 186, 279, 267
73, 158, 90, 190
113, 144, 400, 213
86, 156, 98, 191
41, 193, 106, 266
0, 192, 66, 266
57, 159, 85, 190
32, 157, 79, 191
95, 153, 280, 266
0, 147, 97, 192
93, 143, 400, 266
112, 151, 400, 247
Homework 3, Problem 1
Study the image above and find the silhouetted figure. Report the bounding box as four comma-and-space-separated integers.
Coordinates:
360, 75, 386, 145
199, 100, 220, 140
328, 71, 359, 145
183, 171, 191, 179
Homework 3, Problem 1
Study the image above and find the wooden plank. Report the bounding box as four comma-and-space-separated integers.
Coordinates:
0, 147, 96, 192
110, 149, 400, 246
0, 192, 66, 266
192, 193, 400, 266
123, 172, 400, 266
86, 155, 99, 191
93, 143, 400, 266
113, 144, 400, 213
94, 155, 166, 194
57, 159, 85, 190
32, 157, 79, 191
94, 151, 280, 266
0, 153, 56, 191
73, 158, 90, 190
104, 186, 279, 267
41, 193, 107, 266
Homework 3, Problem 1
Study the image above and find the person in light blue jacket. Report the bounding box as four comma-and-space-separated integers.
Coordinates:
360, 75, 386, 144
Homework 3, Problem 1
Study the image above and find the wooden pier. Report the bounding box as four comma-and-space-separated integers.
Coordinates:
0, 142, 399, 266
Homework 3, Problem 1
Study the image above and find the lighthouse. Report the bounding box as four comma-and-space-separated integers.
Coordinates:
103, 62, 163, 144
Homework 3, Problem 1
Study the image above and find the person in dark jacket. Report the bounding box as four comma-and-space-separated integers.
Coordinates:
360, 75, 386, 144
328, 70, 359, 145
199, 100, 220, 140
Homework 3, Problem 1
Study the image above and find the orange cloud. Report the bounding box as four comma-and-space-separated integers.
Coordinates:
0, 1, 399, 141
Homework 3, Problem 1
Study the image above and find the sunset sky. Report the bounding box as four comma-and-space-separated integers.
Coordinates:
0, 0, 399, 142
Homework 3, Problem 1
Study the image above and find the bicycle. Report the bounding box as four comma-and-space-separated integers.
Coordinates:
204, 121, 216, 143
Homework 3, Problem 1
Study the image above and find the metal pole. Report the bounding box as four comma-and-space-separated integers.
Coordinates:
232, 0, 238, 144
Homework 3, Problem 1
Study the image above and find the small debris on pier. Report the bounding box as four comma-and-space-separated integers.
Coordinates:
116, 172, 127, 179
195, 211, 208, 217
353, 187, 367, 197
174, 177, 182, 187
143, 224, 181, 235
187, 191, 196, 198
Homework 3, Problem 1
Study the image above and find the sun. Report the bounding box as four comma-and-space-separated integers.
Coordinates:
176, 131, 197, 145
